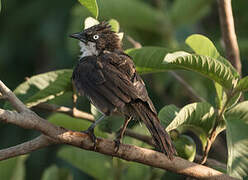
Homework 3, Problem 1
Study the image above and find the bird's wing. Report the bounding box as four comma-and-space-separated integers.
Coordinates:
72, 56, 129, 115
72, 53, 157, 115
101, 52, 157, 114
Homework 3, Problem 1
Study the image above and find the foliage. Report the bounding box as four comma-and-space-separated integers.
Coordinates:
41, 165, 73, 180
78, 0, 98, 19
5, 70, 72, 109
1, 0, 248, 180
0, 155, 27, 180
225, 102, 248, 178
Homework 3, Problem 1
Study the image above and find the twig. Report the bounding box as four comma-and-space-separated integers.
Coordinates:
195, 154, 226, 170
36, 103, 94, 122
200, 130, 218, 165
169, 71, 206, 102
0, 135, 57, 161
0, 81, 29, 112
0, 80, 236, 179
217, 0, 242, 75
201, 91, 233, 164
126, 36, 142, 49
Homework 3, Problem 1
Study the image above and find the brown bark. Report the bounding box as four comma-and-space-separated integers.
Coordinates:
217, 0, 242, 74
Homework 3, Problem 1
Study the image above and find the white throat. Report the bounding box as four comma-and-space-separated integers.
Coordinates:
79, 41, 99, 58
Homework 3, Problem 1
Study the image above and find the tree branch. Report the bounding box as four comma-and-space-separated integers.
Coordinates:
0, 111, 233, 180
0, 135, 57, 161
0, 80, 236, 179
34, 99, 227, 170
217, 0, 242, 74
34, 99, 226, 170
0, 81, 29, 112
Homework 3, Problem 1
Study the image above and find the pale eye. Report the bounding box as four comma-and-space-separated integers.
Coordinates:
93, 35, 99, 40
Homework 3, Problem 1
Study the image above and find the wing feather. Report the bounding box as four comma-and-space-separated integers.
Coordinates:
72, 53, 157, 115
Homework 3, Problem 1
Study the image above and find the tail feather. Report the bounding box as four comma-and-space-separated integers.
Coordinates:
131, 101, 176, 160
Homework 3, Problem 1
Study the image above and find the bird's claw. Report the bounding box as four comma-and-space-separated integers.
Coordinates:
114, 138, 121, 153
82, 128, 97, 150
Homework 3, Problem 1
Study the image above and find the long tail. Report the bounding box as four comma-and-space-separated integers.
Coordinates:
131, 101, 176, 160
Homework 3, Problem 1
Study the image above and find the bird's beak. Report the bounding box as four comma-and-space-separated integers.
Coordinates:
69, 32, 87, 43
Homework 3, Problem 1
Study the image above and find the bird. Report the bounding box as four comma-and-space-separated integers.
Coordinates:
70, 21, 176, 160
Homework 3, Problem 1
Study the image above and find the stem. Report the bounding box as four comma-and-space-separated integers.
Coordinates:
201, 91, 234, 164
169, 71, 206, 102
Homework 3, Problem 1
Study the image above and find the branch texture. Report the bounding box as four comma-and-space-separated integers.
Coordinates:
0, 135, 57, 161
0, 80, 236, 179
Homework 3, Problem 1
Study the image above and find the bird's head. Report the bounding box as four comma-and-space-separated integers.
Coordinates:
70, 22, 122, 56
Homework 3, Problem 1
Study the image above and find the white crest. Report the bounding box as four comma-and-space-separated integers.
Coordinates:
84, 17, 99, 29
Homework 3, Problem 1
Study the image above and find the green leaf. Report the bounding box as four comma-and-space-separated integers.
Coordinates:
215, 82, 225, 109
225, 101, 248, 179
99, 0, 165, 31
169, 0, 212, 27
163, 51, 191, 61
0, 0, 1, 13
48, 113, 106, 138
78, 0, 98, 19
41, 165, 59, 180
215, 81, 241, 110
41, 165, 72, 180
128, 46, 237, 92
235, 76, 248, 92
6, 69, 72, 108
173, 135, 196, 161
166, 102, 216, 150
163, 53, 237, 89
58, 146, 113, 180
71, 0, 167, 33
186, 34, 239, 78
108, 19, 120, 33
158, 104, 180, 128
186, 34, 240, 108
121, 160, 152, 180
126, 47, 170, 74
186, 34, 220, 59
0, 155, 27, 180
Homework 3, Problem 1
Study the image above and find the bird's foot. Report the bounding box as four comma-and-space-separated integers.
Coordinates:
114, 138, 121, 153
82, 128, 97, 150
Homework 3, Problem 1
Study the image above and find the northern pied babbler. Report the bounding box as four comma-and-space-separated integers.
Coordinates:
70, 22, 176, 159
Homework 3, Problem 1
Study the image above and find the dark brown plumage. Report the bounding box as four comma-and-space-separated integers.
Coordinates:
70, 22, 176, 159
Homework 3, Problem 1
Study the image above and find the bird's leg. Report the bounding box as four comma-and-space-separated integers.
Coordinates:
83, 115, 105, 148
114, 116, 132, 152
72, 83, 78, 116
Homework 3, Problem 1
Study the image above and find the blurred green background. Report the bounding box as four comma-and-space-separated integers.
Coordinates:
0, 0, 248, 179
